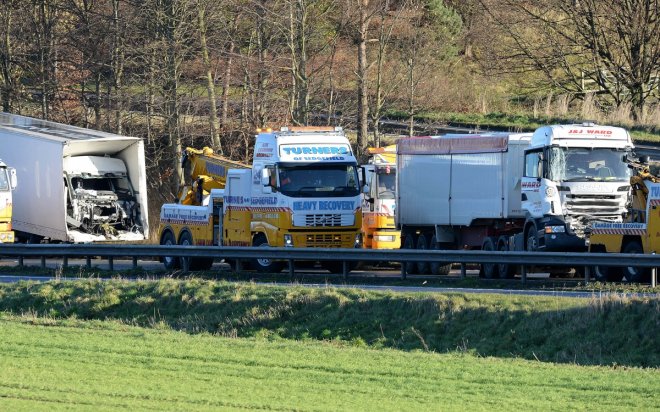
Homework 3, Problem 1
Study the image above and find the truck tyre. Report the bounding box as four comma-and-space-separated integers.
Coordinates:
178, 231, 194, 271
402, 234, 417, 275
480, 236, 498, 279
622, 241, 651, 283
416, 234, 430, 274
589, 245, 623, 282
251, 234, 284, 273
497, 236, 515, 279
160, 230, 180, 270
429, 235, 451, 276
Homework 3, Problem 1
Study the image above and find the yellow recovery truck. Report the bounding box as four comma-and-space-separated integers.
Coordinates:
589, 156, 659, 282
158, 127, 363, 272
361, 145, 401, 249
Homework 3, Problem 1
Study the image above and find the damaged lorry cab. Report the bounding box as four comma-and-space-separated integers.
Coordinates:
0, 113, 148, 243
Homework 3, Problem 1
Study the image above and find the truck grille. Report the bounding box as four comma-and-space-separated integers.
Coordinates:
293, 213, 355, 227
305, 234, 346, 247
564, 194, 626, 216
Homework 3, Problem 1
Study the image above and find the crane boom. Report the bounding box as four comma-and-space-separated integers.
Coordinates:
179, 147, 250, 205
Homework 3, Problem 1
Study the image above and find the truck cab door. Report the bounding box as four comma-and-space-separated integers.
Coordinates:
521, 149, 547, 218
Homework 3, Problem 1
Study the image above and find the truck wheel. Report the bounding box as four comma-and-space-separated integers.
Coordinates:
402, 234, 417, 275
480, 236, 498, 279
178, 231, 194, 271
497, 236, 515, 279
429, 235, 451, 276
416, 234, 430, 274
160, 230, 180, 270
622, 241, 650, 283
525, 225, 538, 252
590, 245, 623, 282
251, 234, 283, 273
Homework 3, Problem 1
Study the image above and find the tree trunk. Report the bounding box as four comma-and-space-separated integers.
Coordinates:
356, 0, 370, 160
0, 4, 14, 112
197, 1, 222, 153
112, 0, 124, 134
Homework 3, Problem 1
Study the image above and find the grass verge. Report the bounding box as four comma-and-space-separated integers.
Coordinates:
1, 314, 657, 411
0, 279, 657, 367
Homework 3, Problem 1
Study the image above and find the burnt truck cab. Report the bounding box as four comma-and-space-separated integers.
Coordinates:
63, 155, 142, 239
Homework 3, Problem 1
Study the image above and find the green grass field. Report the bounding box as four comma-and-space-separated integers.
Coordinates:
0, 279, 657, 410
1, 314, 657, 411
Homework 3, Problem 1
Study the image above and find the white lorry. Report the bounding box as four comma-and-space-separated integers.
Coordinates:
396, 123, 634, 278
0, 113, 149, 243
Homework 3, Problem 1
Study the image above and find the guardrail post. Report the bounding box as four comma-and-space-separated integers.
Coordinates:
41, 256, 46, 269
132, 257, 138, 270
289, 259, 294, 280
584, 266, 590, 283
235, 259, 242, 272
652, 267, 657, 288
86, 256, 91, 269
18, 257, 23, 267
400, 260, 407, 280
63, 257, 68, 270
108, 257, 114, 271
181, 256, 189, 273
520, 265, 527, 285
342, 261, 348, 280
460, 263, 466, 278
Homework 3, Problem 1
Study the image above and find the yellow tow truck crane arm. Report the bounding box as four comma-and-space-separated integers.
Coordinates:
179, 147, 250, 205
627, 157, 660, 223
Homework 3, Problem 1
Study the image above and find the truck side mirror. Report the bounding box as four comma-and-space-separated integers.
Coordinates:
261, 168, 270, 186
359, 166, 366, 187
8, 167, 16, 190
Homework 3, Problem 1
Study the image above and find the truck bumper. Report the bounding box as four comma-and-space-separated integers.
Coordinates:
368, 230, 401, 249
289, 231, 361, 248
540, 232, 587, 252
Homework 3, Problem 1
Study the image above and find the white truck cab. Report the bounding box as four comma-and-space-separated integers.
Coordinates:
520, 123, 633, 251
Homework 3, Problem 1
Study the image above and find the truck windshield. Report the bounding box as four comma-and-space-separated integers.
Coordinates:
0, 170, 8, 191
548, 147, 631, 182
374, 167, 396, 199
278, 164, 360, 198
71, 176, 133, 196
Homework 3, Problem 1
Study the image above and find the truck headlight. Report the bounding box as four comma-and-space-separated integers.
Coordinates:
544, 225, 566, 234
284, 234, 293, 247
374, 235, 395, 242
354, 233, 362, 247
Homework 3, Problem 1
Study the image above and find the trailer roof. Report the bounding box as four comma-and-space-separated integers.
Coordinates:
397, 133, 527, 155
0, 113, 141, 156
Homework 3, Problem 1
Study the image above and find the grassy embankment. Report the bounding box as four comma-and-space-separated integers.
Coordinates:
0, 279, 657, 409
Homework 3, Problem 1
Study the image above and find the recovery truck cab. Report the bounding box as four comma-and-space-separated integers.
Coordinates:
361, 145, 400, 249
588, 158, 659, 283
0, 159, 17, 243
159, 126, 363, 272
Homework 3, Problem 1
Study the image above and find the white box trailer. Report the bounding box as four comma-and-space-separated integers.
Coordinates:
397, 134, 530, 228
0, 113, 149, 243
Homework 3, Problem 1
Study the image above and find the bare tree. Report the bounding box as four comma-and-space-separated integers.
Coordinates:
481, 0, 660, 120
195, 0, 222, 152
